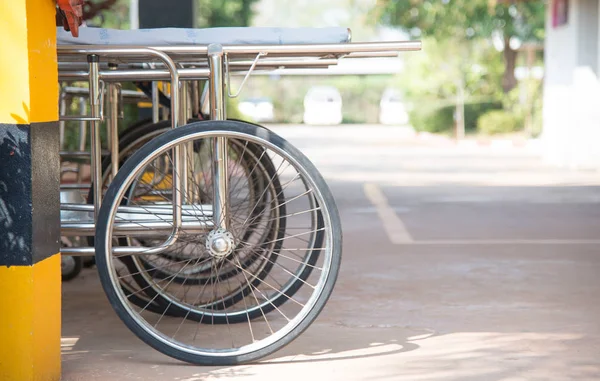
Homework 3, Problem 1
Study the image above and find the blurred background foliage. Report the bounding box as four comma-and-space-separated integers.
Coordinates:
196, 0, 258, 27
83, 0, 130, 28
373, 0, 546, 137
374, 0, 545, 92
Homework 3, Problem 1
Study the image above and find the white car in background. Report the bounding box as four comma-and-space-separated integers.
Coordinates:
237, 97, 275, 123
303, 86, 343, 125
379, 88, 409, 125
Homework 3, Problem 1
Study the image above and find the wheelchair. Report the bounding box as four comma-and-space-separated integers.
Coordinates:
56, 25, 421, 365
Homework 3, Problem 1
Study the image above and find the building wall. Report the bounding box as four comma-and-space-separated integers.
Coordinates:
578, 0, 598, 75
542, 0, 600, 169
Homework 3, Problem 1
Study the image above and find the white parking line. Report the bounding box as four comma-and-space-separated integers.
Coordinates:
363, 183, 414, 244
362, 184, 600, 246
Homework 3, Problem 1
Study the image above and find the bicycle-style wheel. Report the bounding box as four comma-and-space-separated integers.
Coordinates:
95, 120, 342, 365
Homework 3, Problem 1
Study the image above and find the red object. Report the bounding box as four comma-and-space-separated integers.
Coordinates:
57, 0, 84, 37
552, 0, 569, 28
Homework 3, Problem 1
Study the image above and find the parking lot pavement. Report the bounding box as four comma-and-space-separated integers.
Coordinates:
62, 125, 600, 380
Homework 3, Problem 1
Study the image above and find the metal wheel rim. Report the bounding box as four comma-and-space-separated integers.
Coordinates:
102, 128, 335, 357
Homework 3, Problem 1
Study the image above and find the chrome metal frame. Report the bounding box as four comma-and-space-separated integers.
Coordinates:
57, 38, 422, 256
208, 44, 229, 231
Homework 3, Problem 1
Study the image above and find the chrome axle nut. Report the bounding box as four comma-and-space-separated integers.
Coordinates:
205, 229, 235, 259
211, 237, 230, 254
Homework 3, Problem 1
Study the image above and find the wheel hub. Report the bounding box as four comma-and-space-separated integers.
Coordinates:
205, 229, 235, 259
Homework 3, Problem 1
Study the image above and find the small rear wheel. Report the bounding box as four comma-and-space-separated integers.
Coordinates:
61, 237, 83, 282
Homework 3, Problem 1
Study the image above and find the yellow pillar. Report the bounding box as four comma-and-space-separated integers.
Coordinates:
0, 0, 61, 380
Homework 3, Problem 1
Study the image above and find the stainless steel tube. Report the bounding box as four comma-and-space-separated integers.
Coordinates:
60, 116, 103, 121
88, 54, 103, 218
179, 81, 189, 201
208, 44, 229, 231
185, 81, 193, 120
152, 81, 160, 123
60, 183, 91, 190
61, 220, 210, 236
200, 82, 210, 117
108, 82, 120, 180
191, 80, 200, 117
61, 203, 213, 216
224, 40, 423, 55
77, 97, 87, 184
60, 247, 96, 256
78, 98, 87, 151
60, 150, 107, 158
161, 81, 170, 120
58, 68, 210, 82
59, 93, 68, 149
57, 39, 421, 56
208, 45, 226, 121
61, 85, 149, 100
212, 136, 229, 230
57, 63, 336, 82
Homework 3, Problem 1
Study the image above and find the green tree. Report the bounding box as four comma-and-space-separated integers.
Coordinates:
397, 37, 504, 101
196, 0, 259, 27
374, 0, 545, 93
82, 0, 130, 28
395, 36, 506, 135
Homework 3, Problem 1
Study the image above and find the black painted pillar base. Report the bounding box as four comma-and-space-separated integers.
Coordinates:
0, 123, 60, 266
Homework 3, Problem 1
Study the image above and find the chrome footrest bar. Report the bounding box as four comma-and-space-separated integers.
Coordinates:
61, 203, 214, 216
61, 219, 211, 237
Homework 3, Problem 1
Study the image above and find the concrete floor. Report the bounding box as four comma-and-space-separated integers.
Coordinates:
61, 125, 600, 380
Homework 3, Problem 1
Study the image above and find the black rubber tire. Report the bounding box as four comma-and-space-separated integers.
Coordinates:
61, 255, 83, 282
94, 120, 342, 365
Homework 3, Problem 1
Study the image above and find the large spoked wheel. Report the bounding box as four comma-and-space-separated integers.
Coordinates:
95, 120, 342, 365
